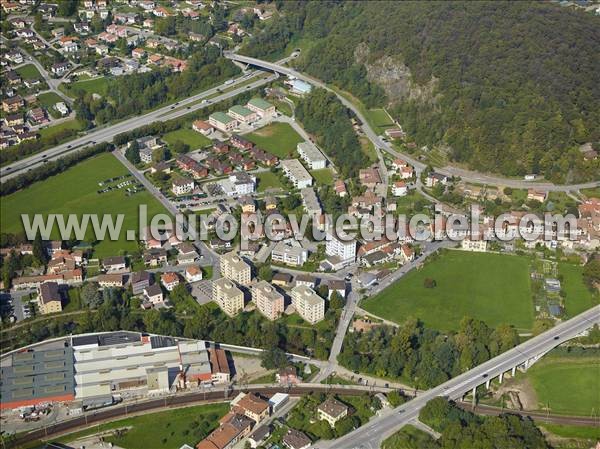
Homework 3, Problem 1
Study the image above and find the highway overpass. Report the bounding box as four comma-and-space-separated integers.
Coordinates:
315, 304, 600, 449
225, 52, 600, 193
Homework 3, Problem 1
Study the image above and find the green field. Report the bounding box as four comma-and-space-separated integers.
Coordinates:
246, 122, 304, 158
162, 128, 212, 149
56, 403, 228, 449
362, 251, 534, 331
0, 153, 167, 258
366, 108, 395, 134
37, 92, 64, 109
540, 423, 600, 440
311, 168, 334, 185
15, 64, 42, 79
558, 263, 598, 317
526, 357, 600, 416
62, 77, 110, 97
38, 119, 84, 140
256, 170, 284, 192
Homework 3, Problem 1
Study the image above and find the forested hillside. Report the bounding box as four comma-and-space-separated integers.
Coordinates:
243, 1, 600, 182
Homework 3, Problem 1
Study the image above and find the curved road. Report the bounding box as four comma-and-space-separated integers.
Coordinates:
225, 53, 600, 193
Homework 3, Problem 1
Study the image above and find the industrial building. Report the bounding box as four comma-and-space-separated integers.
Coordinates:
1, 331, 226, 411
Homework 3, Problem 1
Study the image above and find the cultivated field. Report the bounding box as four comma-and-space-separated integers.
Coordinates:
246, 122, 303, 158
362, 251, 534, 331
0, 153, 167, 257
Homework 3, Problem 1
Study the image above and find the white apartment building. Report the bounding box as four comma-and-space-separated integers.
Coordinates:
325, 232, 357, 266
291, 285, 325, 324
297, 142, 326, 170
172, 178, 194, 196
271, 240, 308, 267
212, 277, 245, 317
220, 251, 252, 285
281, 159, 313, 189
252, 280, 284, 320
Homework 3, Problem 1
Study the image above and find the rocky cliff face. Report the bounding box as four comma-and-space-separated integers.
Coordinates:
354, 42, 438, 106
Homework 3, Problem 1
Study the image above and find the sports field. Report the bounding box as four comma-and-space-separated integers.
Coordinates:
361, 251, 534, 331
0, 153, 167, 258
526, 356, 600, 416
162, 128, 211, 149
246, 122, 303, 158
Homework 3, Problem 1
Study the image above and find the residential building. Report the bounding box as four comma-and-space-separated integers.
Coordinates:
2, 96, 24, 113
300, 187, 322, 216
209, 112, 238, 132
196, 413, 253, 449
297, 141, 326, 169
228, 105, 257, 123
272, 272, 293, 287
527, 189, 547, 203
317, 398, 348, 427
232, 392, 270, 423
131, 271, 151, 295
97, 273, 125, 288
246, 97, 276, 118
359, 167, 382, 189
172, 178, 194, 195
281, 159, 313, 189
209, 348, 230, 383
425, 172, 448, 188
252, 280, 284, 320
192, 120, 213, 135
392, 180, 408, 197
220, 252, 252, 285
38, 282, 62, 314
143, 248, 167, 267
276, 366, 299, 385
461, 237, 488, 252
212, 277, 244, 317
161, 272, 180, 291
291, 285, 325, 324
102, 256, 127, 272
334, 179, 347, 197
295, 274, 316, 289
51, 62, 70, 76
139, 147, 153, 164
271, 240, 308, 267
282, 429, 312, 449
144, 283, 164, 305
248, 426, 271, 449
325, 231, 357, 266
185, 265, 203, 283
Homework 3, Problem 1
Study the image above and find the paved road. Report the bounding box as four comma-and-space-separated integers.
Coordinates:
315, 305, 600, 448
225, 53, 600, 193
112, 150, 220, 277
0, 70, 277, 181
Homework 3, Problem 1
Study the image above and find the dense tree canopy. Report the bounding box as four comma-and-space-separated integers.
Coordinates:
339, 317, 519, 389
243, 1, 600, 183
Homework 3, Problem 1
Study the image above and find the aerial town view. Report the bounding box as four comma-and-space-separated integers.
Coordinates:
0, 1, 599, 449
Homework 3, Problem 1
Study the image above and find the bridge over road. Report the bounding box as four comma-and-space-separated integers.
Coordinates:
314, 305, 600, 449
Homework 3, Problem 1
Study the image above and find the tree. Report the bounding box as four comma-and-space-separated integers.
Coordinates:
58, 1, 78, 17
64, 21, 74, 35
329, 291, 344, 310
334, 415, 355, 436
423, 277, 436, 288
81, 282, 102, 308
125, 142, 141, 164
260, 347, 288, 369
172, 139, 190, 154
32, 233, 47, 266
258, 265, 273, 282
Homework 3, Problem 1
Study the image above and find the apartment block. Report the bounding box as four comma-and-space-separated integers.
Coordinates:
291, 285, 324, 324
220, 252, 252, 285
252, 280, 284, 320
212, 277, 245, 317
